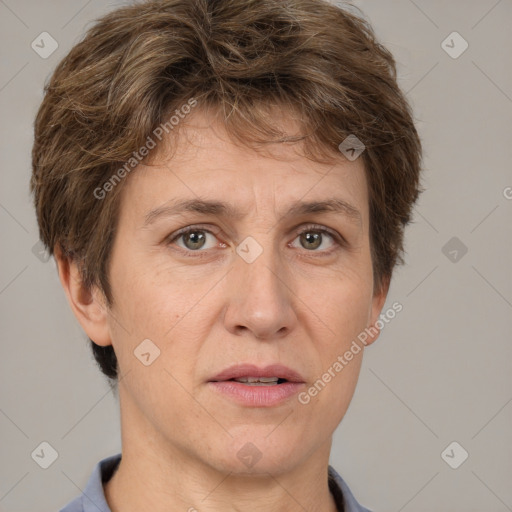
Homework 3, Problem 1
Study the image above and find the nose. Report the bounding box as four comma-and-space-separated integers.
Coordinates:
222, 239, 298, 341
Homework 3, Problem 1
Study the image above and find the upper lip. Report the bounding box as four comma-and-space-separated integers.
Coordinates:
209, 364, 305, 383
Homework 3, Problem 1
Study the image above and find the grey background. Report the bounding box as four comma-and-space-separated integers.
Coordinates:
0, 0, 511, 510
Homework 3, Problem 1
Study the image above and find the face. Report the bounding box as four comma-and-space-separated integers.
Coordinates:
78, 110, 387, 475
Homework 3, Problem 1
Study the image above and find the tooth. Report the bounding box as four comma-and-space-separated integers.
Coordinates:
234, 376, 279, 383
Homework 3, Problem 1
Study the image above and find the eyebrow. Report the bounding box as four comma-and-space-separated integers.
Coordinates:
143, 197, 362, 227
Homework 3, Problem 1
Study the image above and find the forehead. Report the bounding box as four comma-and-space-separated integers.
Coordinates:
119, 109, 369, 225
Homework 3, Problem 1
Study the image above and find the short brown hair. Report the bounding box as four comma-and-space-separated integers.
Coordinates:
31, 0, 423, 381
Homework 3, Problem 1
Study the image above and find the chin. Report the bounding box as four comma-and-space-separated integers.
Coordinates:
204, 432, 304, 476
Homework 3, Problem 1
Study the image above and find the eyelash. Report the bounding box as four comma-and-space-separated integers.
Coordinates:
166, 223, 346, 257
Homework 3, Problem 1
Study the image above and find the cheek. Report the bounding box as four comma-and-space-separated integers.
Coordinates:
296, 271, 371, 410
300, 353, 363, 435
110, 251, 212, 332
299, 264, 373, 339
107, 256, 219, 383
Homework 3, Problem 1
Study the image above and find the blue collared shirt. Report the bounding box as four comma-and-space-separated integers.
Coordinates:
60, 453, 372, 512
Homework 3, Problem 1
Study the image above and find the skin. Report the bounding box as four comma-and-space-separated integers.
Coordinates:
57, 110, 389, 512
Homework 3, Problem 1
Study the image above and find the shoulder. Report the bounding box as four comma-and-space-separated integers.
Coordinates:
328, 465, 373, 512
59, 492, 85, 512
59, 495, 83, 512
58, 453, 121, 512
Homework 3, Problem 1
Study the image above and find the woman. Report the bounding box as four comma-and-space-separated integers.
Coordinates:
31, 0, 422, 510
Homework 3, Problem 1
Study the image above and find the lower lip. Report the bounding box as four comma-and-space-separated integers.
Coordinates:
208, 381, 305, 407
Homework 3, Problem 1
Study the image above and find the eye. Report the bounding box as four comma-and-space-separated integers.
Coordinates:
168, 227, 223, 251
166, 223, 344, 255
290, 224, 343, 252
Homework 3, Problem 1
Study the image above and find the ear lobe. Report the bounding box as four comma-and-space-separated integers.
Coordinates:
54, 246, 112, 347
364, 276, 391, 347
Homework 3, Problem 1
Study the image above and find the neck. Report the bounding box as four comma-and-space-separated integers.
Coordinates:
105, 449, 339, 512
104, 428, 339, 512
104, 385, 340, 512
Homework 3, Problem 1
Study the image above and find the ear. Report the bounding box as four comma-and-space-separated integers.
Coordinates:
54, 246, 112, 347
364, 276, 391, 347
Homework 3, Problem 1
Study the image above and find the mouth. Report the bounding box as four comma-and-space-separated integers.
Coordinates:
222, 376, 289, 386
208, 364, 305, 407
209, 363, 305, 384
